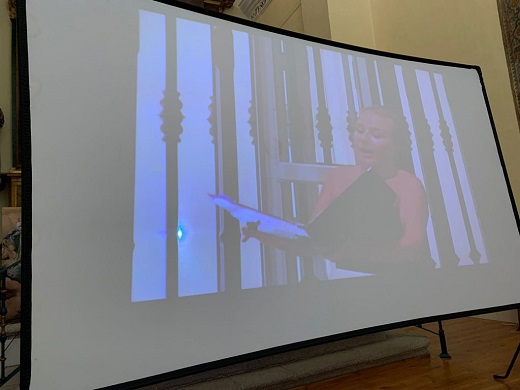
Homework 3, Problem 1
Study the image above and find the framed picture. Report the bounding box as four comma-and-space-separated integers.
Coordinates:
497, 0, 520, 126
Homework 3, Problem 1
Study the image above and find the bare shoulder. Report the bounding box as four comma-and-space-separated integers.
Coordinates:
319, 165, 364, 200
389, 170, 426, 195
325, 165, 364, 181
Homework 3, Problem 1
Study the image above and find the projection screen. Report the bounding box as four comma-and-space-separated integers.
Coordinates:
22, 0, 520, 388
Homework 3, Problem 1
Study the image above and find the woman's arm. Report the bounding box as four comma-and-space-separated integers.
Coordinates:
241, 221, 325, 257
389, 173, 429, 262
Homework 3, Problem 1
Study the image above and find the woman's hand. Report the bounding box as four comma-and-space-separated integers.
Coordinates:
241, 221, 261, 242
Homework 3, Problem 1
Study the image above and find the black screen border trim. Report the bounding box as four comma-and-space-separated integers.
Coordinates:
16, 1, 520, 389
152, 0, 480, 71
97, 303, 520, 390
99, 1, 520, 388
16, 0, 32, 389
476, 68, 520, 235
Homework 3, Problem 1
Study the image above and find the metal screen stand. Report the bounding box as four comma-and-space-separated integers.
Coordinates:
494, 341, 520, 380
416, 320, 452, 359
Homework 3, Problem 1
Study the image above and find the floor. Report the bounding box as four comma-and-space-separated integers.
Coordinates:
291, 316, 520, 389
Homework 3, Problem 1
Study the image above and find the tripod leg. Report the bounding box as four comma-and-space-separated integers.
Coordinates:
494, 341, 520, 380
438, 321, 451, 359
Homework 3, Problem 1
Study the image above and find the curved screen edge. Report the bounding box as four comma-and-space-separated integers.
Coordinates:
23, 0, 520, 389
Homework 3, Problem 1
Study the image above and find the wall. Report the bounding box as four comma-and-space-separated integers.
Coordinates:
226, 0, 304, 33
257, 0, 302, 32
328, 0, 374, 48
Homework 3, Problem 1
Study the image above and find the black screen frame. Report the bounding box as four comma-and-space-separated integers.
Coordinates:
16, 1, 520, 389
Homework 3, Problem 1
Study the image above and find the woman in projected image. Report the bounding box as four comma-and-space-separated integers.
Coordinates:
309, 106, 431, 273
243, 105, 432, 274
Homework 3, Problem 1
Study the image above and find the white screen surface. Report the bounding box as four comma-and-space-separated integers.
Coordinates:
26, 0, 520, 388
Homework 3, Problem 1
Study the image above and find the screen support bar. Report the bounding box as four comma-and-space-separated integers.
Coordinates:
416, 321, 452, 359
494, 341, 520, 380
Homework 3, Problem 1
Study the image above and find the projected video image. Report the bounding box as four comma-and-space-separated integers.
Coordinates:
132, 10, 489, 301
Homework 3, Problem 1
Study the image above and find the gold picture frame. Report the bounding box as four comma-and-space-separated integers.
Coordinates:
497, 0, 520, 128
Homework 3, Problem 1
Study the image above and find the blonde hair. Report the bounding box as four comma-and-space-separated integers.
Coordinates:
350, 105, 413, 171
